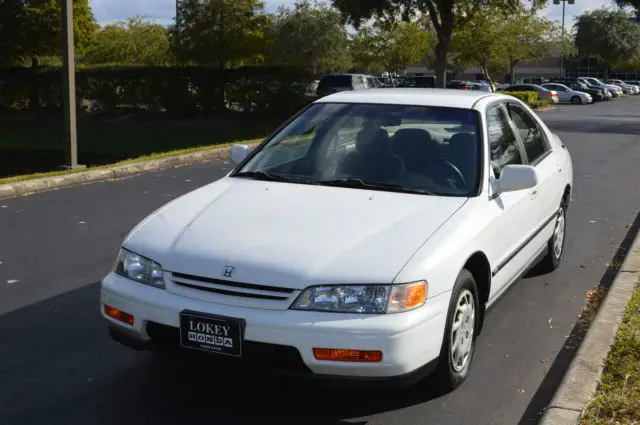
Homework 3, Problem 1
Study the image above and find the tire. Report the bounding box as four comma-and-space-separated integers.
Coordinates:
537, 200, 568, 273
571, 96, 582, 105
433, 269, 479, 392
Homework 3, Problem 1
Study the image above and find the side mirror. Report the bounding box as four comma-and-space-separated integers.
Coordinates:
497, 164, 539, 193
230, 144, 249, 165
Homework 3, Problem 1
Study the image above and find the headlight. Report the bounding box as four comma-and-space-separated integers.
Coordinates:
114, 248, 165, 288
290, 281, 427, 314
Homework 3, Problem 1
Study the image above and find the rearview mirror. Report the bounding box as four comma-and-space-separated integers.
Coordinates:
230, 144, 249, 165
497, 165, 539, 193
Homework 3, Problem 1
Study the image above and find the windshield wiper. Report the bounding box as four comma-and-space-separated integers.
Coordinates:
234, 171, 296, 182
318, 178, 435, 195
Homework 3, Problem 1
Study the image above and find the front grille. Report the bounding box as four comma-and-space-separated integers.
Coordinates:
170, 271, 296, 301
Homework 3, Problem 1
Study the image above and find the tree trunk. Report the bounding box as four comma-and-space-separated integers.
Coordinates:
509, 59, 519, 85
429, 4, 454, 88
433, 37, 450, 88
480, 63, 493, 92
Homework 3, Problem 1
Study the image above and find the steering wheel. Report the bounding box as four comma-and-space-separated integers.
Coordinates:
426, 159, 466, 189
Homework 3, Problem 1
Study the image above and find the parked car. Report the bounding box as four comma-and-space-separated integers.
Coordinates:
550, 78, 612, 100
606, 79, 638, 95
516, 77, 549, 85
316, 74, 383, 98
446, 80, 492, 91
540, 83, 592, 104
401, 75, 437, 88
623, 80, 640, 90
578, 77, 622, 98
101, 88, 573, 392
564, 81, 605, 102
498, 83, 559, 104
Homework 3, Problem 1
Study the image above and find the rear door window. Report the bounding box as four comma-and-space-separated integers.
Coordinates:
506, 104, 550, 164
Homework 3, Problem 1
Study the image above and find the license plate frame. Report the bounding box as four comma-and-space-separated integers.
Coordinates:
179, 310, 245, 357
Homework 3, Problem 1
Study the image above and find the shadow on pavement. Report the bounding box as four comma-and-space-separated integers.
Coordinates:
0, 281, 447, 425
517, 211, 640, 425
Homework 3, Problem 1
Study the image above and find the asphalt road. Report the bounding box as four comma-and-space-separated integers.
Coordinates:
1, 98, 639, 425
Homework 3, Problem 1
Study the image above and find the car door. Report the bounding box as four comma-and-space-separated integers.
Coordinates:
484, 102, 539, 299
548, 84, 570, 103
505, 102, 559, 242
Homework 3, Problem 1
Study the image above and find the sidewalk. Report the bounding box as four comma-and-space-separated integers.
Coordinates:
540, 223, 640, 424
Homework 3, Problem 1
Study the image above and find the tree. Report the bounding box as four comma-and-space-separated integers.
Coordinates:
332, 0, 546, 88
350, 26, 385, 74
501, 10, 554, 83
11, 0, 98, 67
614, 0, 640, 18
450, 5, 509, 90
84, 17, 172, 65
0, 0, 25, 66
173, 0, 270, 67
351, 21, 433, 75
574, 8, 640, 78
271, 0, 352, 74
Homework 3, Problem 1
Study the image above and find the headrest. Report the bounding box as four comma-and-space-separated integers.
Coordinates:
356, 127, 391, 154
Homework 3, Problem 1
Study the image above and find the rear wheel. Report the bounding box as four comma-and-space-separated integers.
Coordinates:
571, 96, 582, 105
433, 269, 479, 392
538, 201, 568, 273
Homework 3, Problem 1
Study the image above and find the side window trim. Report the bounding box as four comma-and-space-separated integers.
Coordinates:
498, 102, 528, 165
504, 101, 551, 166
484, 100, 519, 201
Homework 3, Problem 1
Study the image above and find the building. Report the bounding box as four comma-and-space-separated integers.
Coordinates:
405, 54, 563, 82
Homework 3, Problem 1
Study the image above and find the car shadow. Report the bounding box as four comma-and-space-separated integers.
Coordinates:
0, 282, 447, 425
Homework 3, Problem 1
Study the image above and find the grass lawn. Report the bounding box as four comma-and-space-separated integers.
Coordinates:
580, 280, 640, 425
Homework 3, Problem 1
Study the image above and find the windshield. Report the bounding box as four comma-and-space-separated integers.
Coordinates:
233, 102, 482, 196
586, 78, 605, 85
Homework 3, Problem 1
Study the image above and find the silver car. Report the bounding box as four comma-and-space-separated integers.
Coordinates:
579, 77, 622, 98
607, 79, 638, 95
541, 83, 592, 104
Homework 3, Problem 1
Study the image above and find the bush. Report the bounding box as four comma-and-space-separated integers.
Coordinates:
529, 99, 551, 109
501, 91, 539, 104
0, 65, 315, 118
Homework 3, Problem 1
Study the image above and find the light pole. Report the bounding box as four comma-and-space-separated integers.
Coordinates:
553, 0, 575, 78
61, 0, 83, 168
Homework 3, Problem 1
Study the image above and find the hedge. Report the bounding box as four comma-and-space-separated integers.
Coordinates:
501, 91, 539, 104
0, 65, 315, 118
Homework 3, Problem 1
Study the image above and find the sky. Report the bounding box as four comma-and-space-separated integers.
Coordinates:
89, 0, 614, 29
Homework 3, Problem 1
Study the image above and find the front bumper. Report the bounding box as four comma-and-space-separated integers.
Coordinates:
101, 273, 449, 382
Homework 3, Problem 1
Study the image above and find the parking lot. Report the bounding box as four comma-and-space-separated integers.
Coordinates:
0, 96, 639, 425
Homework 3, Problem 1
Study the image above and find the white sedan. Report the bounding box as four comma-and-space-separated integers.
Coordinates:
100, 88, 573, 391
541, 83, 592, 104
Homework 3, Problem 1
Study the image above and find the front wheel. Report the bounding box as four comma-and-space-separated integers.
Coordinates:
571, 96, 582, 105
433, 269, 479, 392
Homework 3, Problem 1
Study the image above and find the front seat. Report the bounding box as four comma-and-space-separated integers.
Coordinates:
340, 128, 405, 181
448, 132, 478, 191
392, 128, 439, 173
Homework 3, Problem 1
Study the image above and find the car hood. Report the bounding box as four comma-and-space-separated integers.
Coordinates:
124, 177, 468, 289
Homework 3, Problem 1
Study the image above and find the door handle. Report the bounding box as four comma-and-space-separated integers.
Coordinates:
530, 189, 538, 199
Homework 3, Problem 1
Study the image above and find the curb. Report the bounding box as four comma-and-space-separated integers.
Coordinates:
539, 230, 640, 425
0, 143, 259, 201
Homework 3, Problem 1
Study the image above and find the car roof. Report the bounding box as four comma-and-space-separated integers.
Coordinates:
314, 88, 501, 109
